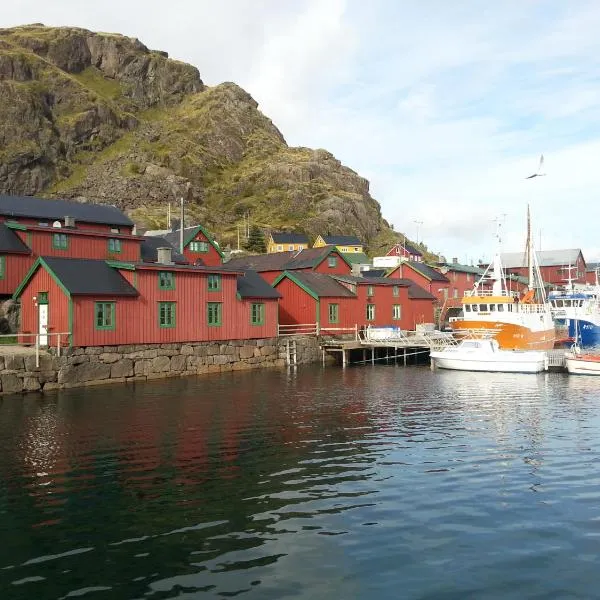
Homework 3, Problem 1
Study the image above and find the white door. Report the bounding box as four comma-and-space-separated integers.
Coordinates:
39, 304, 49, 346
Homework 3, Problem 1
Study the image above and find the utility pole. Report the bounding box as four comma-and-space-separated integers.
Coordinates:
237, 224, 240, 250
413, 220, 423, 245
167, 202, 171, 230
179, 197, 184, 253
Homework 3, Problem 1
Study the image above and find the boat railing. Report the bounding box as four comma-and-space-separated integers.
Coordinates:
463, 289, 517, 298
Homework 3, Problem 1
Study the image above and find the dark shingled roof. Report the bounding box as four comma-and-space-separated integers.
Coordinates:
401, 261, 449, 282
226, 247, 341, 272
141, 236, 187, 264
362, 269, 387, 278
402, 241, 422, 256
270, 232, 309, 244
237, 270, 281, 299
321, 234, 362, 246
333, 274, 409, 287
0, 223, 31, 254
395, 278, 436, 300
281, 271, 356, 298
0, 194, 133, 227
41, 257, 138, 296
163, 225, 223, 257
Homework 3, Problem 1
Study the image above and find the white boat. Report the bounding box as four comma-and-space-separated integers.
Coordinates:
565, 348, 600, 375
430, 339, 548, 373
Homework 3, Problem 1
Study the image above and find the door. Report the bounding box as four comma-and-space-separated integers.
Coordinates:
38, 293, 49, 346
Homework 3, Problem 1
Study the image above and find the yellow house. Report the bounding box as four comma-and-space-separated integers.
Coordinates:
313, 234, 364, 254
267, 232, 309, 253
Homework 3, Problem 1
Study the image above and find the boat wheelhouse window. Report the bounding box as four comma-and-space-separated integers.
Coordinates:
479, 304, 488, 312
464, 304, 471, 312
489, 304, 495, 312
462, 341, 479, 349
497, 304, 504, 312
471, 304, 478, 312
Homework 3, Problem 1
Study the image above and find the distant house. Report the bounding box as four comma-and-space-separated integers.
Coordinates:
313, 235, 364, 254
386, 260, 450, 301
435, 260, 485, 301
162, 225, 224, 267
267, 232, 309, 253
499, 249, 587, 287
386, 241, 423, 262
225, 246, 353, 284
585, 262, 600, 286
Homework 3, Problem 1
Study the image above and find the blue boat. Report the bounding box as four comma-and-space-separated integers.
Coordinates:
549, 283, 600, 348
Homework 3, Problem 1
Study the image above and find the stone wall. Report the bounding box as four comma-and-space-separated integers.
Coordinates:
0, 336, 330, 395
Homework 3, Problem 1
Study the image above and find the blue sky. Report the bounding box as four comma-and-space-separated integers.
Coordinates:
5, 1, 600, 263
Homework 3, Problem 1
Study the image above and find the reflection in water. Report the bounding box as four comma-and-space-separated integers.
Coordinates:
1, 366, 600, 599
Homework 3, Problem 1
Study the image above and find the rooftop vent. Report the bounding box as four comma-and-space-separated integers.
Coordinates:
157, 246, 173, 265
64, 216, 76, 228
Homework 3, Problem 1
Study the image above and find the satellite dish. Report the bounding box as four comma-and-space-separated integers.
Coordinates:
52, 221, 62, 228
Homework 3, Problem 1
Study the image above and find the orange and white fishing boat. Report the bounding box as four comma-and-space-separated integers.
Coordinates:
450, 208, 555, 350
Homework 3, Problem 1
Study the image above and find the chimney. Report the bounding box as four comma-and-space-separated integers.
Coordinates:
452, 257, 458, 264
157, 246, 173, 265
64, 216, 76, 228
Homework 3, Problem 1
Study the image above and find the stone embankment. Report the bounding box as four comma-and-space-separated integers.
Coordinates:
0, 336, 328, 395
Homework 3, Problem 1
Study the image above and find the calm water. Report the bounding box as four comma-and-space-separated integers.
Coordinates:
1, 365, 600, 599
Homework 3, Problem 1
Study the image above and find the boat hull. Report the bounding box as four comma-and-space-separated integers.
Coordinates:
451, 320, 555, 350
430, 352, 547, 373
567, 320, 600, 348
565, 353, 600, 375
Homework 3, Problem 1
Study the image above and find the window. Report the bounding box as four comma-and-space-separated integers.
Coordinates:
354, 247, 359, 252
108, 238, 121, 253
38, 291, 48, 304
158, 271, 175, 290
277, 245, 283, 251
366, 304, 375, 321
0, 256, 4, 279
251, 303, 264, 325
95, 302, 115, 330
207, 302, 222, 326
367, 285, 374, 297
289, 245, 294, 251
52, 233, 68, 250
328, 303, 339, 324
110, 227, 120, 234
208, 274, 221, 291
158, 302, 176, 328
393, 285, 399, 297
328, 256, 337, 268
454, 289, 458, 299
189, 241, 209, 253
393, 305, 401, 320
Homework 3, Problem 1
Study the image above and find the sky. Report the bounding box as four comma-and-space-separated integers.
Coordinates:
5, 0, 600, 263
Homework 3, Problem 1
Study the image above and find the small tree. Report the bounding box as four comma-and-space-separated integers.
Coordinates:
245, 225, 266, 253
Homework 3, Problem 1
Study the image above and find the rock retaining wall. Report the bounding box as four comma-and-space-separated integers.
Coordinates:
0, 336, 330, 395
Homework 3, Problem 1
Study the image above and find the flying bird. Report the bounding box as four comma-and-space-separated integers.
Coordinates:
525, 154, 546, 179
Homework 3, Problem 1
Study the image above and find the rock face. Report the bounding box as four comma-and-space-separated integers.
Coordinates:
0, 24, 400, 253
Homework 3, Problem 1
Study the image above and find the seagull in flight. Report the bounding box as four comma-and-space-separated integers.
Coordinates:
525, 154, 546, 179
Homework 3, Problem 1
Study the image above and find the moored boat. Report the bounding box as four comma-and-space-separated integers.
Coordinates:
430, 338, 548, 373
565, 347, 600, 375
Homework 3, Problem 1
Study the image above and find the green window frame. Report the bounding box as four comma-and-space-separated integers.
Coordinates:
207, 302, 222, 327
393, 304, 402, 320
251, 303, 265, 325
189, 240, 209, 253
52, 233, 68, 250
366, 303, 376, 321
158, 271, 175, 290
393, 285, 399, 297
367, 285, 374, 297
0, 256, 5, 280
38, 291, 49, 304
158, 302, 176, 328
208, 274, 221, 291
328, 303, 339, 324
108, 238, 122, 253
95, 302, 115, 330
328, 256, 337, 268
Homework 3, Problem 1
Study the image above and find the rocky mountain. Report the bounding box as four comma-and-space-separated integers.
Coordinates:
0, 24, 405, 254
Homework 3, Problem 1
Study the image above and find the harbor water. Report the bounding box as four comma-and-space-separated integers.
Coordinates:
1, 365, 600, 599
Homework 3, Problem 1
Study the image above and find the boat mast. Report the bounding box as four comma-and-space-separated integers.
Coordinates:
526, 204, 533, 292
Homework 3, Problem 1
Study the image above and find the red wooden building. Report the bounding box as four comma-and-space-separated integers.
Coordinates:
14, 252, 280, 346
162, 225, 224, 267
386, 261, 450, 302
586, 262, 600, 286
226, 246, 353, 284
386, 241, 423, 262
0, 194, 137, 297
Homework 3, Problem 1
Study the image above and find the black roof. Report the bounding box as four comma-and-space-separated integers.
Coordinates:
362, 269, 387, 278
270, 232, 309, 244
141, 236, 187, 264
226, 247, 341, 272
333, 274, 409, 287
41, 257, 138, 296
0, 194, 133, 227
237, 270, 281, 299
321, 234, 362, 246
0, 223, 31, 254
401, 261, 449, 282
282, 271, 356, 298
402, 241, 422, 256
395, 278, 436, 300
